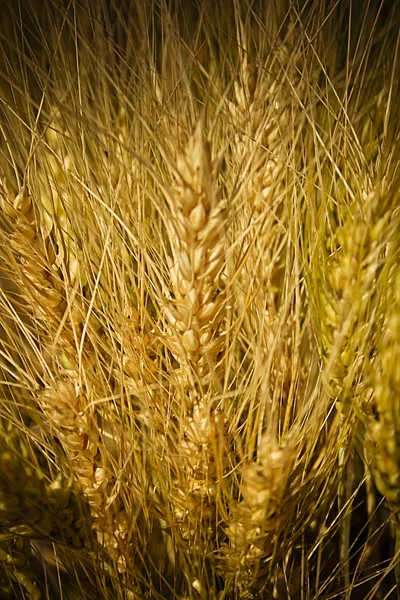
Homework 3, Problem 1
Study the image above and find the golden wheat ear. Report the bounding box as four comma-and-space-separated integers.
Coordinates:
161, 121, 228, 389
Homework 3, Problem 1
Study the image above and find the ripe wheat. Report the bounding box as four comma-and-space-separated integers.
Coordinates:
1, 1, 400, 599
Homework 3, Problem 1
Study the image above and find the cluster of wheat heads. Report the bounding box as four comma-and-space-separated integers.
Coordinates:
0, 0, 400, 598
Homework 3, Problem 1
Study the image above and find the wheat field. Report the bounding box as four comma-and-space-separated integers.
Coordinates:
0, 0, 400, 598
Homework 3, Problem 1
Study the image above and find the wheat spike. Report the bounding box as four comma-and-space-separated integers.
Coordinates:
163, 122, 227, 386
364, 264, 400, 509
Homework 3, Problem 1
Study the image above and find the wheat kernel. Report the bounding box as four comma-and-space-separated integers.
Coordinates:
182, 329, 200, 352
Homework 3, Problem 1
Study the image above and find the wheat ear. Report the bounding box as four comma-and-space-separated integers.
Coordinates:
0, 169, 133, 574
162, 122, 227, 386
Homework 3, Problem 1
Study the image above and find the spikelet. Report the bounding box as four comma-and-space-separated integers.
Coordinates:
150, 123, 233, 587
229, 59, 286, 331
227, 16, 305, 212
113, 301, 161, 398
